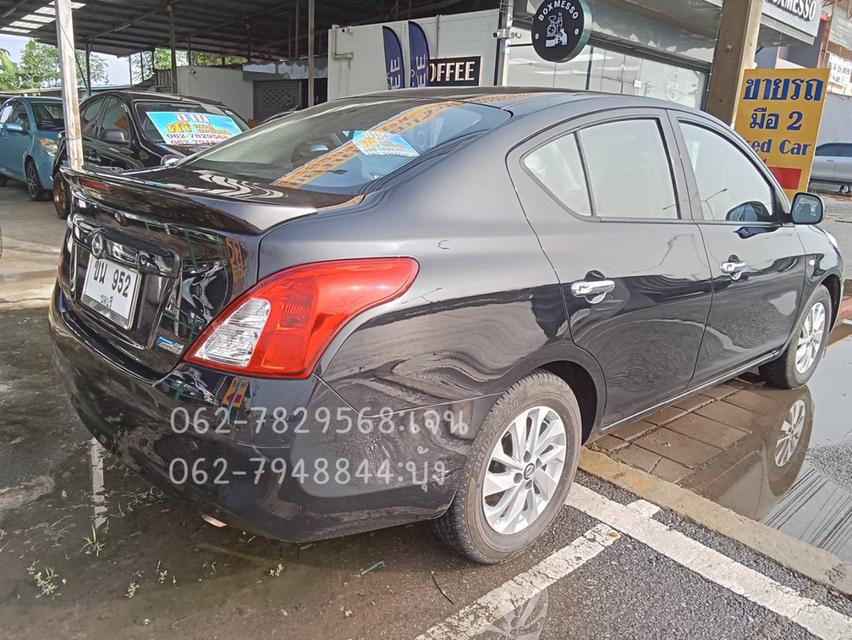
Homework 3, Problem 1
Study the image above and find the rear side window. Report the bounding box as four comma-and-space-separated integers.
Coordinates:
183, 98, 510, 194
524, 133, 591, 216
578, 119, 679, 219
679, 123, 776, 223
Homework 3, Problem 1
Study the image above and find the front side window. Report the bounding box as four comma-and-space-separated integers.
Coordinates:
578, 119, 678, 219
183, 98, 510, 194
80, 97, 105, 137
680, 123, 775, 223
524, 133, 591, 216
8, 102, 29, 130
100, 97, 132, 137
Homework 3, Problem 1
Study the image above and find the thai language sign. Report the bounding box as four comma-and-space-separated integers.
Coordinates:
145, 112, 242, 147
734, 68, 829, 199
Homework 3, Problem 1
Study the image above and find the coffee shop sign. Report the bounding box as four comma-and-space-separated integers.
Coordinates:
743, 76, 825, 102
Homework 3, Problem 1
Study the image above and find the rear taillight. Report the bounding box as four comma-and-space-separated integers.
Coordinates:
184, 257, 419, 378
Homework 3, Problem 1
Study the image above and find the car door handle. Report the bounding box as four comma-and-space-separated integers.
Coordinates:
571, 279, 615, 302
721, 261, 747, 279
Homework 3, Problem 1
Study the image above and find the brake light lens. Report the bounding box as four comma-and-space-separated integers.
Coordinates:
184, 257, 419, 378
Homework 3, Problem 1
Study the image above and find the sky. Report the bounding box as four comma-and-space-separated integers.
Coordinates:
0, 33, 131, 86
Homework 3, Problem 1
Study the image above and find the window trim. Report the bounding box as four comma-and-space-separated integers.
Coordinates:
668, 112, 789, 226
518, 109, 689, 224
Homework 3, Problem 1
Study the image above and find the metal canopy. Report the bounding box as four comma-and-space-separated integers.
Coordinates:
0, 0, 475, 60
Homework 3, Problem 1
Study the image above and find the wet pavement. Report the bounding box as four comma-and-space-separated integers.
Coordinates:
2, 189, 852, 639
590, 320, 852, 563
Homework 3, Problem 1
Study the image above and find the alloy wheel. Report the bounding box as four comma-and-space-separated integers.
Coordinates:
26, 163, 39, 199
795, 302, 826, 374
482, 405, 567, 535
775, 399, 806, 467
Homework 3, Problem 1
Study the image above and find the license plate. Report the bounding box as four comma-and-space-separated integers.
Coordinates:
81, 255, 141, 329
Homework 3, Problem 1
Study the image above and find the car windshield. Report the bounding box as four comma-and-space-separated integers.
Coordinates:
32, 102, 64, 131
181, 98, 510, 194
135, 101, 249, 147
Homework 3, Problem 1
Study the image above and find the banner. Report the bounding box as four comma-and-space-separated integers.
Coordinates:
144, 112, 242, 147
382, 26, 405, 90
734, 68, 830, 199
408, 21, 430, 88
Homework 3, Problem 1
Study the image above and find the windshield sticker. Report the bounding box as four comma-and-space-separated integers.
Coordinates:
352, 130, 419, 157
145, 112, 241, 146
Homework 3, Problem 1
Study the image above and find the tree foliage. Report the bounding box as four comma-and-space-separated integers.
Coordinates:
0, 40, 110, 91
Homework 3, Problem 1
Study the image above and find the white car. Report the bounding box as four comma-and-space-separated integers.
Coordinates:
811, 142, 852, 195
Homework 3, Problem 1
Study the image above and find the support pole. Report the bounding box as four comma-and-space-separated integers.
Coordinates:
167, 2, 178, 93
55, 0, 83, 171
307, 0, 315, 106
705, 0, 763, 124
295, 0, 300, 59
85, 42, 92, 95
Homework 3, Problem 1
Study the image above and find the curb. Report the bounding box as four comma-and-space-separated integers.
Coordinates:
579, 448, 852, 597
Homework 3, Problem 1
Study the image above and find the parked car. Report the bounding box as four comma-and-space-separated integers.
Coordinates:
49, 88, 843, 564
0, 96, 64, 200
810, 142, 852, 195
52, 90, 249, 218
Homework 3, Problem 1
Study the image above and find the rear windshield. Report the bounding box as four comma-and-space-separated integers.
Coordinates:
135, 101, 249, 146
32, 102, 64, 131
181, 98, 510, 194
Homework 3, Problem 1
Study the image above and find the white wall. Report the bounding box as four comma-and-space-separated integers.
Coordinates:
817, 93, 852, 145
328, 9, 500, 100
177, 66, 254, 120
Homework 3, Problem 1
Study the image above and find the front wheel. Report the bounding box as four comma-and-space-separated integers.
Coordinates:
840, 184, 851, 196
25, 158, 47, 201
432, 371, 582, 564
52, 172, 70, 219
759, 285, 832, 388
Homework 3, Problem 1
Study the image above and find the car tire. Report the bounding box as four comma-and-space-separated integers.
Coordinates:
52, 172, 70, 219
759, 285, 832, 389
0, 174, 7, 187
841, 184, 851, 196
25, 158, 47, 201
432, 370, 582, 564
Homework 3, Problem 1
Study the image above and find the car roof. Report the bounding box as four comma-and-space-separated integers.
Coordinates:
86, 90, 229, 107
348, 86, 704, 118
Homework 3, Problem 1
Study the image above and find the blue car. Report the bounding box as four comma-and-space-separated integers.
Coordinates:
0, 96, 64, 200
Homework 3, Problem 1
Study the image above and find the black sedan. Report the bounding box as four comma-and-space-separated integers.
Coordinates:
49, 88, 843, 564
52, 90, 249, 218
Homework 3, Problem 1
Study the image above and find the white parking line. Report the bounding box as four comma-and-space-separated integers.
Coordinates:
415, 522, 626, 640
567, 484, 852, 640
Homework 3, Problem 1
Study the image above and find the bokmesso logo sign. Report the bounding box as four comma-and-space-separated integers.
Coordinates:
531, 0, 592, 63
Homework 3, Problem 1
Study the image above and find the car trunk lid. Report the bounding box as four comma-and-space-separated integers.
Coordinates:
57, 168, 357, 380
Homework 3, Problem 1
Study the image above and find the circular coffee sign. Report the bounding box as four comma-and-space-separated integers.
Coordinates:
531, 0, 592, 63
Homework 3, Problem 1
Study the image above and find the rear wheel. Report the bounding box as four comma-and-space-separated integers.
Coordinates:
0, 174, 7, 187
53, 172, 70, 219
759, 285, 831, 388
841, 184, 851, 196
432, 371, 582, 564
25, 158, 47, 201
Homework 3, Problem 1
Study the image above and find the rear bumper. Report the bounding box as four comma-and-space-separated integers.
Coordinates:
49, 285, 467, 542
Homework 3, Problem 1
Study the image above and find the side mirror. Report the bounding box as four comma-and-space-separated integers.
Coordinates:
3, 122, 23, 134
790, 192, 824, 225
101, 128, 129, 144
160, 154, 182, 167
